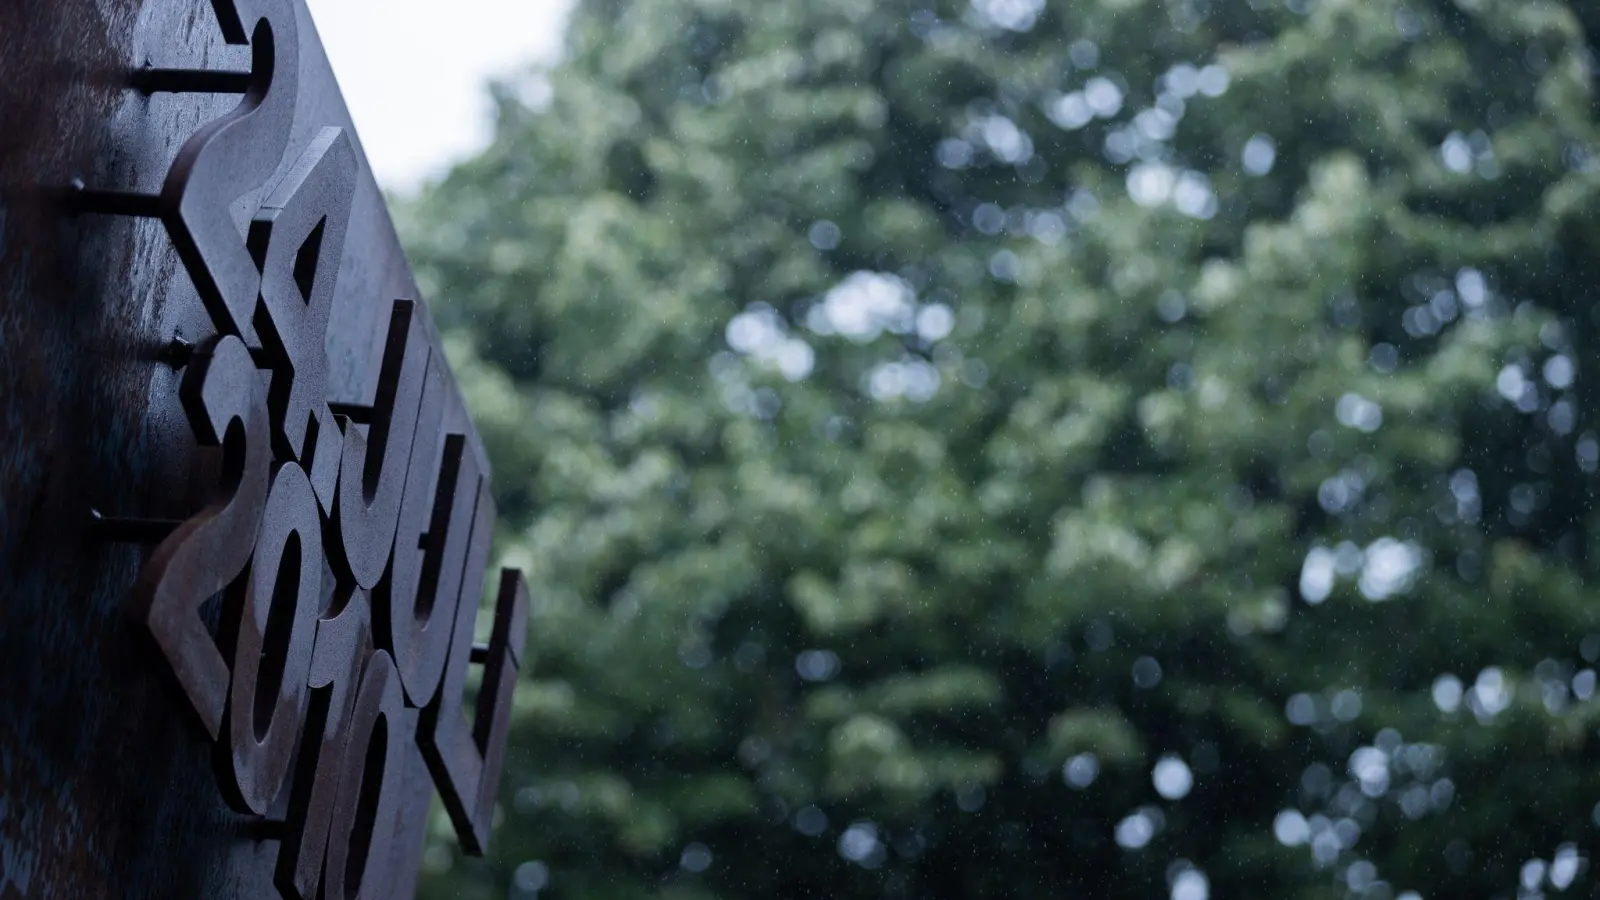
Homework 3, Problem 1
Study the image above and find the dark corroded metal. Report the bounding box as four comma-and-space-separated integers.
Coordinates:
250, 125, 355, 514
0, 1, 521, 897
374, 369, 472, 706
218, 461, 322, 816
471, 568, 531, 836
277, 589, 371, 900
331, 299, 430, 589
321, 649, 409, 900
419, 494, 529, 856
419, 476, 496, 852
134, 333, 273, 742
160, 0, 301, 352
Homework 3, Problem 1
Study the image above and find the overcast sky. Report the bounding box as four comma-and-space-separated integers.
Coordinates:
305, 0, 575, 191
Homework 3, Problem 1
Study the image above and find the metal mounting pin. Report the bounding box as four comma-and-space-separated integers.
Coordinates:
89, 508, 183, 543
160, 336, 196, 370
129, 66, 252, 95
63, 180, 164, 218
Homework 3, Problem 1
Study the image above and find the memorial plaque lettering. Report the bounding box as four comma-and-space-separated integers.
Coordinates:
0, 1, 525, 897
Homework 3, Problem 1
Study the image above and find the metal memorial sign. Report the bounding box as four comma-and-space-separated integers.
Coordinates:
0, 2, 523, 897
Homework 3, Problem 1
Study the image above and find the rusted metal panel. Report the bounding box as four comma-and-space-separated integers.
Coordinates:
0, 2, 524, 897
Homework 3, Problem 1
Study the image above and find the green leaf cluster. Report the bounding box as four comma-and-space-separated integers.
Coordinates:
402, 0, 1600, 896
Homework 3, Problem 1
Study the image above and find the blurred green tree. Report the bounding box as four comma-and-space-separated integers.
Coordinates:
398, 0, 1600, 896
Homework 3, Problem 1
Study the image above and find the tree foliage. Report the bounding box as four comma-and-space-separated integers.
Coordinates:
400, 0, 1600, 896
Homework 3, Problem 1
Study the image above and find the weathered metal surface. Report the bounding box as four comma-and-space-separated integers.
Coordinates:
0, 2, 524, 897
